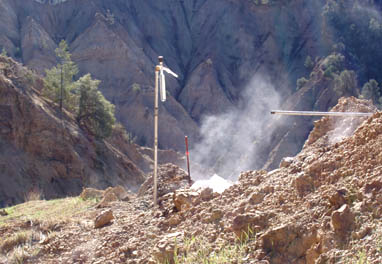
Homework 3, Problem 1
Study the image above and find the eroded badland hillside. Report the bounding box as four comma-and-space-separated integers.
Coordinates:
1, 96, 382, 263
2, 0, 382, 263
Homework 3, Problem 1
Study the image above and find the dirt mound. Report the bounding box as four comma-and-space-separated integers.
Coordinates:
138, 163, 191, 198
2, 97, 382, 263
304, 96, 376, 148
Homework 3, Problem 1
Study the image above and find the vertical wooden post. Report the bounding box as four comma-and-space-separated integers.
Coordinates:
153, 65, 160, 206
153, 56, 178, 205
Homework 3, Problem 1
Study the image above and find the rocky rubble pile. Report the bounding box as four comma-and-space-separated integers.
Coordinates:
145, 96, 382, 263
2, 96, 382, 264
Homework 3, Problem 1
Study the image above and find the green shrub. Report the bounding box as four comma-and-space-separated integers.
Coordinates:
333, 70, 358, 97
322, 53, 345, 78
304, 55, 314, 69
296, 77, 309, 90
132, 83, 141, 93
360, 79, 381, 106
43, 40, 78, 112
171, 236, 248, 264
1, 48, 7, 57
76, 74, 116, 139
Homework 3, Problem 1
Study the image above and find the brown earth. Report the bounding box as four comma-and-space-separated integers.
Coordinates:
1, 96, 382, 263
0, 0, 333, 167
0, 55, 146, 207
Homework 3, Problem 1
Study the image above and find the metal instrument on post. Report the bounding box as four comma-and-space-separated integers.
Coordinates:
153, 56, 178, 206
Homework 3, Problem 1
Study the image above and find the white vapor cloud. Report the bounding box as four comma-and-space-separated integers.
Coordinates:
190, 75, 282, 181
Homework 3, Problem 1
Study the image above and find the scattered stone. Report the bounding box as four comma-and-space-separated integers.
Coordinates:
305, 243, 321, 264
138, 164, 190, 198
94, 209, 114, 229
200, 187, 214, 201
231, 213, 268, 238
105, 185, 130, 201
261, 225, 318, 262
364, 179, 382, 194
248, 191, 265, 205
331, 204, 354, 234
328, 189, 347, 209
96, 191, 118, 208
0, 209, 8, 216
205, 209, 224, 223
80, 188, 104, 201
167, 215, 182, 226
294, 172, 314, 196
280, 157, 294, 168
153, 232, 183, 263
173, 189, 199, 211
352, 225, 373, 240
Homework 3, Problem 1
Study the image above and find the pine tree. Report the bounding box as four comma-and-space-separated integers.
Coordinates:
1, 48, 7, 57
361, 79, 381, 105
333, 70, 358, 97
43, 40, 78, 112
304, 55, 314, 70
76, 74, 116, 139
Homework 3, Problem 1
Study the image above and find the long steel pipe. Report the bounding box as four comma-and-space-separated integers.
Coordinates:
270, 110, 374, 117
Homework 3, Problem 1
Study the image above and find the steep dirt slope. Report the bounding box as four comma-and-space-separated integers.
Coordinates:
2, 97, 382, 263
0, 55, 146, 207
262, 55, 363, 170
0, 0, 329, 157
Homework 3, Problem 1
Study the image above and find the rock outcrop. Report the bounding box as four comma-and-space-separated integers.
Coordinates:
0, 0, 331, 164
0, 55, 145, 206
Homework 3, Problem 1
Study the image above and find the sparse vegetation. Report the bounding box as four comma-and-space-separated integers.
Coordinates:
24, 70, 37, 86
14, 47, 21, 58
105, 9, 115, 25
76, 74, 116, 139
322, 53, 345, 78
304, 55, 314, 70
2, 231, 42, 264
360, 79, 382, 107
333, 70, 358, 97
169, 236, 249, 264
11, 246, 28, 264
132, 83, 141, 93
24, 187, 42, 202
296, 77, 308, 90
0, 197, 97, 227
112, 123, 136, 143
42, 40, 116, 139
1, 231, 32, 253
323, 0, 382, 96
43, 40, 78, 112
344, 249, 369, 264
1, 48, 7, 57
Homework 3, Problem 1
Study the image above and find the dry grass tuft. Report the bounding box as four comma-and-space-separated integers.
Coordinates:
24, 188, 42, 202
170, 236, 249, 264
0, 231, 31, 253
10, 246, 28, 264
0, 197, 98, 227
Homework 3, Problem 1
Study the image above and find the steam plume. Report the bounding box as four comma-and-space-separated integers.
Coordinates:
191, 75, 281, 180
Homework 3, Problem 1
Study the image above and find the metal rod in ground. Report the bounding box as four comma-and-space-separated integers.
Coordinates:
153, 64, 160, 206
185, 136, 191, 184
270, 110, 373, 117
